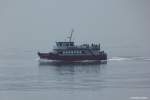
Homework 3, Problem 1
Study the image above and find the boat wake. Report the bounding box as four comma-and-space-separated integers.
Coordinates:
36, 56, 150, 63
109, 56, 150, 61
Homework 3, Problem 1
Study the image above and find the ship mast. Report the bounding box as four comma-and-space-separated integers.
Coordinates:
68, 29, 74, 42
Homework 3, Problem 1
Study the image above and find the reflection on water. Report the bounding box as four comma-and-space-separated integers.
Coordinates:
37, 60, 107, 90
39, 60, 107, 66
38, 60, 107, 75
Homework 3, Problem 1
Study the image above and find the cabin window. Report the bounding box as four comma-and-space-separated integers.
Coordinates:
79, 51, 81, 54
59, 43, 62, 46
82, 51, 85, 54
63, 51, 65, 54
64, 50, 74, 54
62, 43, 65, 46
59, 51, 63, 54
66, 51, 68, 54
76, 50, 78, 54
63, 50, 83, 54
72, 50, 82, 54
66, 44, 69, 46
75, 50, 80, 54
70, 43, 73, 46
75, 50, 77, 54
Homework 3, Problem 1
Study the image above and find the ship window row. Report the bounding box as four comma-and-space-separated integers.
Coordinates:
63, 50, 83, 54
57, 43, 74, 47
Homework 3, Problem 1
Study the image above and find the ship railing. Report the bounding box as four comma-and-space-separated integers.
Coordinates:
53, 46, 68, 49
53, 44, 100, 50
53, 45, 77, 49
79, 44, 100, 50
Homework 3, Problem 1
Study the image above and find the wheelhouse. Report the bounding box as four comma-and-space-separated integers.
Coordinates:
56, 42, 74, 47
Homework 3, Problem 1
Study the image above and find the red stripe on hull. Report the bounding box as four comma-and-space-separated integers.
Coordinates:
38, 52, 107, 61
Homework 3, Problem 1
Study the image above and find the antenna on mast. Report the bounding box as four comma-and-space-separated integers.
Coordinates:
68, 29, 74, 42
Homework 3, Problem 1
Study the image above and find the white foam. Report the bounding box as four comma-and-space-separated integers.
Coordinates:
109, 56, 150, 61
109, 57, 131, 61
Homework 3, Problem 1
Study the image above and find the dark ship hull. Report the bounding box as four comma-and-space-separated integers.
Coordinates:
38, 52, 107, 61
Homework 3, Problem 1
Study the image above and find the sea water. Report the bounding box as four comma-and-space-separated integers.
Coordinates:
0, 0, 150, 99
0, 45, 150, 100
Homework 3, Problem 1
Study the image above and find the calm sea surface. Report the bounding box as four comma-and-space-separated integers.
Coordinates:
1, 0, 150, 99
0, 45, 150, 100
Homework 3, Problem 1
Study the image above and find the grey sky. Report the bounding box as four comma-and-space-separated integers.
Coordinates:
0, 0, 150, 50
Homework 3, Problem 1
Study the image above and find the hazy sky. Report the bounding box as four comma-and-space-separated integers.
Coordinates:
0, 0, 150, 50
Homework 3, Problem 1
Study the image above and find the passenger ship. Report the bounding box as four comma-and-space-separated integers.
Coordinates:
38, 30, 107, 61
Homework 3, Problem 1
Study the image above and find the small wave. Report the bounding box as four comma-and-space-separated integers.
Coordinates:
109, 57, 131, 61
35, 58, 40, 61
109, 56, 150, 61
132, 57, 150, 61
